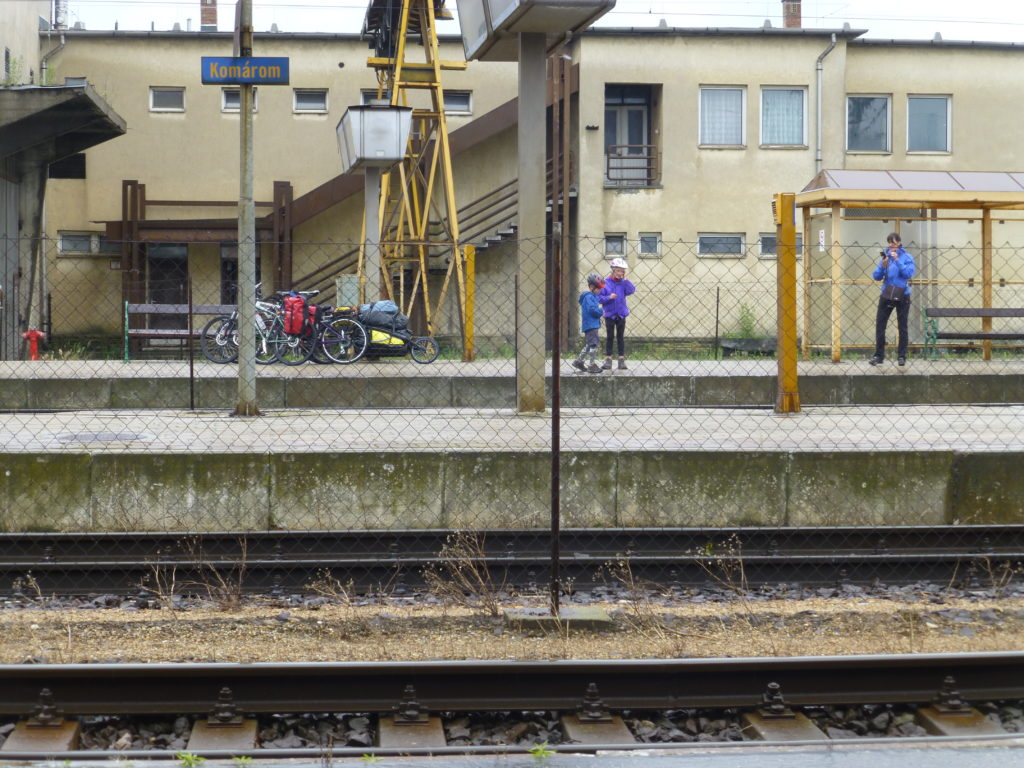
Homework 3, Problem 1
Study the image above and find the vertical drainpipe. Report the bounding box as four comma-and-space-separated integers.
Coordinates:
815, 33, 837, 174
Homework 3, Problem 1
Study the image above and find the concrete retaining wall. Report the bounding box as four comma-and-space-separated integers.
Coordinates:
2, 373, 1023, 409
2, 450, 1021, 532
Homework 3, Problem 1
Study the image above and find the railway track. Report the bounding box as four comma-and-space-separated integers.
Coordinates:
0, 653, 1022, 758
2, 525, 1022, 596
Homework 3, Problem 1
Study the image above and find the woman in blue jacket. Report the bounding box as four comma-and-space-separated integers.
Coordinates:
870, 232, 916, 367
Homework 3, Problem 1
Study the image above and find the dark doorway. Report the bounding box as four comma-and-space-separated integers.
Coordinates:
220, 243, 261, 305
146, 243, 188, 330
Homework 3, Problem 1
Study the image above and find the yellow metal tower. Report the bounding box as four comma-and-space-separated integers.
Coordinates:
361, 0, 474, 357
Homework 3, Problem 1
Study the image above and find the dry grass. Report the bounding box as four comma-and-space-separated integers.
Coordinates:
1, 595, 1022, 664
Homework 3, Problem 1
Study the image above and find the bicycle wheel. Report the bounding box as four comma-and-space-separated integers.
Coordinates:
320, 317, 368, 363
255, 324, 280, 364
276, 331, 316, 365
200, 315, 238, 363
310, 337, 333, 364
410, 336, 440, 363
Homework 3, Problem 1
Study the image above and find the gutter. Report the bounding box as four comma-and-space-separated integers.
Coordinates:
40, 31, 66, 85
815, 33, 837, 175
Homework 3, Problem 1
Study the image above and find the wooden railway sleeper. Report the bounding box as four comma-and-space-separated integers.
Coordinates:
378, 685, 446, 748
1, 688, 81, 752
915, 676, 1004, 737
186, 686, 257, 751
741, 683, 826, 741
561, 683, 633, 744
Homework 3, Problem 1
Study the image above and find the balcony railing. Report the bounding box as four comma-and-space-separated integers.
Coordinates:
605, 144, 660, 186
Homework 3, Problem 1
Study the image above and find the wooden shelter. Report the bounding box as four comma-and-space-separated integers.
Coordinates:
795, 170, 1024, 361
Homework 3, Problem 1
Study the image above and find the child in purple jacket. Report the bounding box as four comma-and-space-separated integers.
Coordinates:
599, 257, 636, 370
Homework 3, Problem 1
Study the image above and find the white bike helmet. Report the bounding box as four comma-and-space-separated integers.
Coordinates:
609, 257, 628, 270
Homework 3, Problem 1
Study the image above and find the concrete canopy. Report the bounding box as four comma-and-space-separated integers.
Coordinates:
797, 169, 1024, 211
0, 84, 125, 170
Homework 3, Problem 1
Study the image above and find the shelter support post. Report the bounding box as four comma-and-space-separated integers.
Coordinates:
801, 206, 811, 361
775, 193, 800, 413
982, 209, 993, 361
829, 202, 842, 362
364, 166, 383, 302
516, 32, 547, 413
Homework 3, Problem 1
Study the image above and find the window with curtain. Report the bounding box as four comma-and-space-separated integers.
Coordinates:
761, 88, 804, 145
700, 87, 744, 145
908, 96, 949, 151
847, 95, 890, 151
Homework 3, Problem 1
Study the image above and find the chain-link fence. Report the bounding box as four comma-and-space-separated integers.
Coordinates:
0, 234, 1022, 593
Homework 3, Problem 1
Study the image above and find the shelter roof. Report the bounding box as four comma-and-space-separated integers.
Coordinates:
797, 169, 1024, 211
0, 84, 125, 167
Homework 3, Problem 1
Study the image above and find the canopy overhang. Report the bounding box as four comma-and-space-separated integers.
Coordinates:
796, 170, 1024, 211
0, 84, 125, 168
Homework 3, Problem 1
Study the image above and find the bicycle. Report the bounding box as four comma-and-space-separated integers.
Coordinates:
318, 310, 369, 363
273, 289, 320, 365
199, 284, 287, 365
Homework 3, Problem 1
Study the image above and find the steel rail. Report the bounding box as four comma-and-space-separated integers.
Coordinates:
2, 525, 1021, 595
2, 653, 1023, 716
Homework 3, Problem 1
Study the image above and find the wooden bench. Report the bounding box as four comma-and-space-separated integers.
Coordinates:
123, 302, 236, 361
923, 307, 1024, 359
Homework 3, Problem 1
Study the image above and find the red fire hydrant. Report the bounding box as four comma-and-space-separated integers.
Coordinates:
22, 328, 45, 361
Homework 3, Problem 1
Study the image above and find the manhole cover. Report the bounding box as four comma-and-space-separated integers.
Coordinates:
56, 431, 153, 443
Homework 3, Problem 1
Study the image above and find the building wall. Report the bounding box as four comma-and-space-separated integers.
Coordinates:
2, 0, 50, 84
44, 32, 517, 225
570, 30, 1024, 340
38, 27, 1024, 342
41, 31, 518, 334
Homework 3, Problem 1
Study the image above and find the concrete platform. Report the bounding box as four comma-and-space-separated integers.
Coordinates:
1, 403, 1023, 530
2, 357, 1024, 409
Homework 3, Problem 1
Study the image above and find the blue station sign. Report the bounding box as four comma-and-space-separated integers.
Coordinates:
201, 56, 290, 85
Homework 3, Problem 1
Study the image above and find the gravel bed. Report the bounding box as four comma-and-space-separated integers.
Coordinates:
626, 701, 1024, 742
1, 580, 1024, 664
3, 703, 1020, 752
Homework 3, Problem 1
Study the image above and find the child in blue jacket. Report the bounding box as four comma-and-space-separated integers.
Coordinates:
572, 273, 605, 373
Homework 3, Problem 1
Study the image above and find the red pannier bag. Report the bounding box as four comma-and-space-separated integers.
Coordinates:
283, 295, 306, 335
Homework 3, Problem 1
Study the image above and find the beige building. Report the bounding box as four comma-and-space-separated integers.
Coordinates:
25, 5, 1024, 349
1, 0, 124, 358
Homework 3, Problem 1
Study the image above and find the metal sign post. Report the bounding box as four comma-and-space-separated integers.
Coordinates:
202, 2, 290, 416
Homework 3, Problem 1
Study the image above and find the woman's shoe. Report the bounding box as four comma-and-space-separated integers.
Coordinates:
601, 358, 613, 370
869, 355, 884, 366
898, 357, 906, 367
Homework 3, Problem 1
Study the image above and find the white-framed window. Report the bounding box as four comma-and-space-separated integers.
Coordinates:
294, 88, 328, 113
698, 233, 744, 258
638, 232, 661, 258
444, 89, 472, 115
604, 233, 626, 257
222, 87, 258, 112
59, 232, 120, 255
759, 232, 804, 258
360, 89, 392, 104
907, 95, 950, 152
605, 83, 658, 186
847, 94, 890, 152
149, 86, 185, 112
699, 86, 745, 146
760, 87, 806, 146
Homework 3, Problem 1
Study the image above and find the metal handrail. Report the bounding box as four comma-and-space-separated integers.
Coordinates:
605, 144, 660, 185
